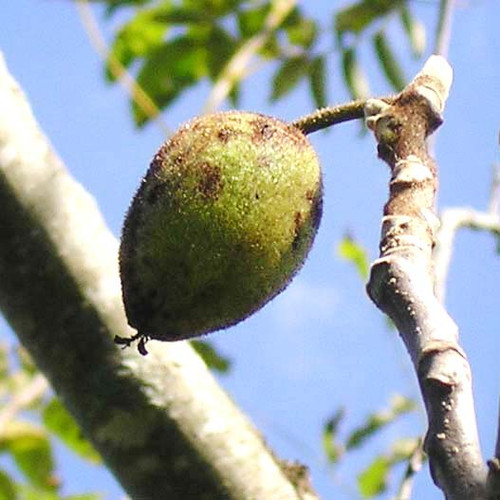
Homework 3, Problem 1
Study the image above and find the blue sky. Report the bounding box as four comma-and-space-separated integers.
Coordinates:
1, 1, 500, 499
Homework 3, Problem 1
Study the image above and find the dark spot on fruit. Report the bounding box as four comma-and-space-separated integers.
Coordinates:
217, 128, 233, 143
255, 192, 259, 200
292, 212, 303, 251
197, 162, 223, 200
294, 211, 302, 229
251, 118, 276, 142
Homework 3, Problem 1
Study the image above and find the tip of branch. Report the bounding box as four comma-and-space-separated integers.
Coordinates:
414, 55, 453, 114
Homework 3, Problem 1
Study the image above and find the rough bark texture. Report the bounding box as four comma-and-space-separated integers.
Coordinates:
0, 52, 318, 500
365, 56, 491, 500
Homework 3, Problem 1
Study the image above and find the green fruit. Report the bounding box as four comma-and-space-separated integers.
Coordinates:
117, 111, 322, 352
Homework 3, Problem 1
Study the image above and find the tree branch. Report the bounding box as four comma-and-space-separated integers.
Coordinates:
0, 52, 318, 500
365, 56, 488, 499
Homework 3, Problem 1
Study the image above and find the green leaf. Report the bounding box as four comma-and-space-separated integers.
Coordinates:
105, 7, 169, 82
190, 340, 231, 373
154, 6, 210, 24
335, 0, 404, 36
284, 8, 317, 49
358, 456, 389, 497
399, 5, 426, 58
338, 235, 369, 280
373, 30, 406, 91
357, 438, 423, 498
16, 484, 99, 500
205, 27, 237, 81
271, 55, 309, 101
346, 395, 415, 450
237, 4, 269, 39
236, 4, 279, 59
342, 47, 370, 99
133, 36, 207, 126
0, 469, 17, 500
104, 0, 152, 17
2, 422, 55, 490
322, 408, 345, 464
308, 56, 327, 109
228, 82, 241, 108
183, 0, 242, 17
390, 437, 422, 463
42, 399, 101, 464
0, 342, 9, 382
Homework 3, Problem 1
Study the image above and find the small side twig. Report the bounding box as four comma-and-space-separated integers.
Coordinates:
291, 96, 396, 135
434, 206, 500, 303
434, 161, 500, 302
434, 0, 457, 57
0, 373, 49, 436
488, 163, 500, 215
394, 440, 425, 500
75, 0, 171, 136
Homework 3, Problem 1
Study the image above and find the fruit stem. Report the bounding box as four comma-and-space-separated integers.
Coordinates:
291, 96, 395, 135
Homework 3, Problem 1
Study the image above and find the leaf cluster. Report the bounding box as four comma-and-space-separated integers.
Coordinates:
99, 0, 426, 127
103, 0, 326, 126
323, 395, 423, 498
0, 344, 100, 500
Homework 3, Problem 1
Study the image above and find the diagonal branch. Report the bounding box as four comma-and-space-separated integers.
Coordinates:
75, 0, 172, 136
365, 56, 488, 500
0, 52, 318, 500
203, 0, 297, 113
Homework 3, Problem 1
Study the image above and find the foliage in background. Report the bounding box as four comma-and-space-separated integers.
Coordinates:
100, 0, 425, 126
0, 344, 101, 500
322, 396, 423, 498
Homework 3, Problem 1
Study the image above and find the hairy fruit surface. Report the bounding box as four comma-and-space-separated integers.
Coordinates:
119, 111, 322, 347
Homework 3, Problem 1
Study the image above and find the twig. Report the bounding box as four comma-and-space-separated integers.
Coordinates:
488, 163, 500, 215
292, 99, 366, 134
0, 373, 49, 436
434, 0, 456, 57
203, 0, 297, 113
393, 440, 425, 500
434, 207, 500, 303
434, 160, 500, 302
290, 97, 397, 135
75, 0, 171, 136
365, 56, 488, 499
